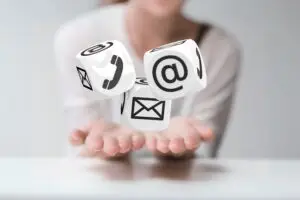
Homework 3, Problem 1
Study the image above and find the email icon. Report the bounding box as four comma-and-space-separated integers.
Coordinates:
131, 97, 165, 121
76, 66, 93, 91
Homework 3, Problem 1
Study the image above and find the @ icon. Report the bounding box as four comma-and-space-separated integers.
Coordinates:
152, 55, 188, 92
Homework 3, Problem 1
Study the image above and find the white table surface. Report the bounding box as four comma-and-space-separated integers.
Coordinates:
0, 156, 299, 199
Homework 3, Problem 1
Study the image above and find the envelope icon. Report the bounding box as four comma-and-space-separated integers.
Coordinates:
131, 97, 165, 121
76, 66, 93, 91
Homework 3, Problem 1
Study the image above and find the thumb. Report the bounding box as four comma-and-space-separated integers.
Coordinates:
69, 129, 88, 146
69, 120, 96, 146
188, 118, 214, 142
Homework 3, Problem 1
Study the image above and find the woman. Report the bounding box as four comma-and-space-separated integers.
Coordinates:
54, 0, 241, 159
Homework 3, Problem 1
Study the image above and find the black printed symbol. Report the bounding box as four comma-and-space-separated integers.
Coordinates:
121, 93, 126, 114
131, 97, 165, 121
76, 66, 93, 91
152, 55, 188, 92
135, 77, 148, 85
81, 42, 113, 56
102, 55, 123, 90
196, 48, 203, 79
150, 40, 186, 53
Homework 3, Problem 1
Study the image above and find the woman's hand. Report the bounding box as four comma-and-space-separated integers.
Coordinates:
145, 116, 214, 158
69, 119, 145, 159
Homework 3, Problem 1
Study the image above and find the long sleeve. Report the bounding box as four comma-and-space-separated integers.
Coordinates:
52, 4, 133, 156
178, 30, 242, 158
53, 20, 113, 156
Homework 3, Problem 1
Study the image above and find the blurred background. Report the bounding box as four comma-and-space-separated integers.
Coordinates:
0, 0, 299, 158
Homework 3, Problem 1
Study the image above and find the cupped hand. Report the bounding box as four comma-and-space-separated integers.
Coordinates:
145, 116, 214, 158
69, 119, 145, 159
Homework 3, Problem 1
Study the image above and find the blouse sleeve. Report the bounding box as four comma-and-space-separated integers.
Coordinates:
53, 21, 108, 155
182, 34, 242, 158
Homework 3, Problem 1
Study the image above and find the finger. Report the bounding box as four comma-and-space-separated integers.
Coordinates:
69, 129, 87, 146
183, 125, 202, 150
169, 137, 186, 154
146, 133, 157, 152
188, 119, 214, 141
85, 131, 104, 152
103, 136, 120, 156
196, 126, 214, 141
85, 122, 109, 151
113, 126, 135, 152
118, 134, 131, 153
69, 119, 105, 146
185, 134, 201, 150
131, 132, 145, 150
106, 126, 132, 154
156, 134, 170, 153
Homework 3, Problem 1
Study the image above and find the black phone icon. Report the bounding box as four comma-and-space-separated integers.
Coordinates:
196, 48, 202, 79
102, 55, 123, 90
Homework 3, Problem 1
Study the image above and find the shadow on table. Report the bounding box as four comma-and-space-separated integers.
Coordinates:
86, 151, 229, 182
147, 158, 227, 182
87, 157, 135, 181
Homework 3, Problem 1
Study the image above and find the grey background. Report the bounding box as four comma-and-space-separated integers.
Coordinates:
0, 0, 299, 158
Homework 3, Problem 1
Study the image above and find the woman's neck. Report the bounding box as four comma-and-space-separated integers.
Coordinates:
125, 3, 199, 58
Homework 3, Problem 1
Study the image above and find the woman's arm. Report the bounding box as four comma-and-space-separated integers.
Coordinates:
188, 38, 242, 158
53, 22, 106, 156
53, 20, 145, 158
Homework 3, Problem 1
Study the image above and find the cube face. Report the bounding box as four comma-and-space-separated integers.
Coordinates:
121, 77, 171, 132
75, 61, 109, 101
76, 66, 93, 91
149, 39, 187, 53
194, 45, 207, 90
76, 40, 136, 97
144, 39, 207, 100
120, 92, 127, 115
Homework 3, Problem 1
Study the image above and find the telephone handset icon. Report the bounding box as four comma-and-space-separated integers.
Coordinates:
102, 55, 123, 90
196, 48, 202, 79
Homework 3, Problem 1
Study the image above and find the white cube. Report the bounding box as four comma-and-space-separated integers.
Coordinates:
76, 40, 136, 97
144, 39, 207, 100
121, 77, 172, 132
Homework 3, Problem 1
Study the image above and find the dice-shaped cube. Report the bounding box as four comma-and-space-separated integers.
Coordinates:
121, 77, 172, 132
143, 39, 207, 100
75, 40, 136, 98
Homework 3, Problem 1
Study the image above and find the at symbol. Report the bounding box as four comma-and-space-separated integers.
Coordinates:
152, 55, 188, 92
135, 77, 148, 85
81, 42, 113, 56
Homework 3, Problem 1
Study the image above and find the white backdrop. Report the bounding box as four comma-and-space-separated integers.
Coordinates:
0, 0, 299, 158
